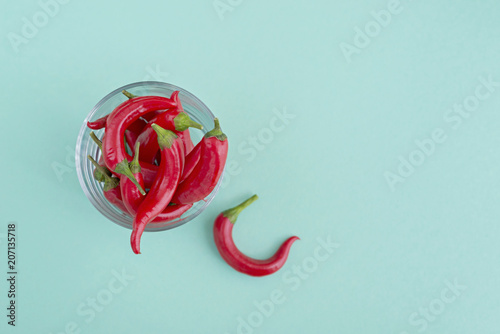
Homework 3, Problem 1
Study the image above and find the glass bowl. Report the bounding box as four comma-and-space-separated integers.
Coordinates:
75, 81, 223, 231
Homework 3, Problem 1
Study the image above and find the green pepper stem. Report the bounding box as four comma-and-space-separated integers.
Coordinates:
222, 195, 259, 224
87, 155, 119, 191
114, 160, 146, 195
151, 123, 178, 150
130, 141, 141, 174
122, 90, 137, 99
89, 132, 103, 150
173, 112, 203, 132
88, 155, 110, 181
205, 118, 227, 141
93, 168, 105, 183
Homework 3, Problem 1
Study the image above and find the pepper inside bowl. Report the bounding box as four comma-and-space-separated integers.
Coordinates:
75, 81, 224, 232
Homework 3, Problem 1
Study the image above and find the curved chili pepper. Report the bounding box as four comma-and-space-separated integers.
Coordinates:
213, 195, 299, 276
180, 129, 195, 154
88, 114, 149, 133
102, 94, 178, 194
121, 142, 192, 222
87, 115, 108, 130
180, 143, 201, 181
87, 91, 139, 130
88, 156, 128, 213
130, 124, 184, 254
136, 92, 202, 164
86, 90, 152, 131
171, 118, 227, 204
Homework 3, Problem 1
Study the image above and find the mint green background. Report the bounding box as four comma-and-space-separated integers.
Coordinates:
1, 0, 500, 333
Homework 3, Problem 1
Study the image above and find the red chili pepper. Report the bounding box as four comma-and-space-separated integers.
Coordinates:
102, 94, 178, 194
121, 141, 192, 222
88, 114, 149, 133
213, 195, 299, 276
87, 114, 108, 130
180, 143, 201, 181
130, 124, 184, 254
180, 129, 195, 154
136, 92, 202, 164
171, 118, 227, 204
88, 155, 128, 213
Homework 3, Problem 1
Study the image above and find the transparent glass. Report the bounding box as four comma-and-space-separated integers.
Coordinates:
75, 81, 223, 231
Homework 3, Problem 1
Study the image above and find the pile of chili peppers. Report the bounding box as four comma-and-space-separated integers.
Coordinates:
86, 89, 298, 277
87, 90, 228, 254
